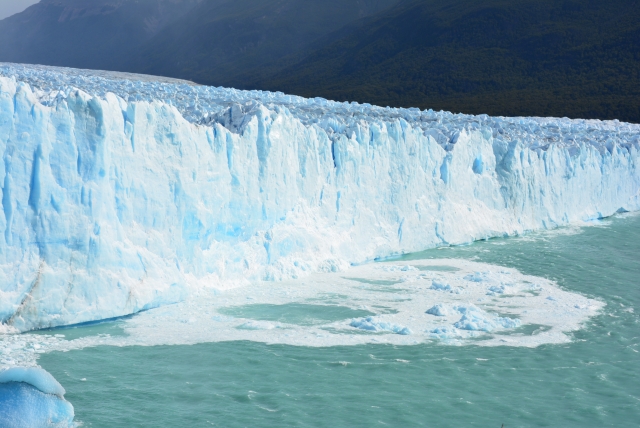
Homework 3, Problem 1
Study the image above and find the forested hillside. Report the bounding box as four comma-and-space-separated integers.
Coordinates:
256, 0, 640, 121
1, 0, 638, 121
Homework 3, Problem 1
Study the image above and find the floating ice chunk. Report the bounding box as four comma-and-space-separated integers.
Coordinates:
454, 312, 496, 332
547, 296, 557, 301
0, 367, 74, 427
237, 321, 281, 330
430, 281, 452, 291
486, 285, 506, 296
350, 317, 412, 335
496, 317, 522, 329
0, 367, 65, 397
0, 383, 74, 427
429, 327, 460, 339
464, 272, 487, 282
452, 305, 521, 332
381, 265, 418, 272
426, 304, 449, 316
430, 280, 466, 294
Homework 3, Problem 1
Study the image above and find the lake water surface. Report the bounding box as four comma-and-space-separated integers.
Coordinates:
38, 214, 640, 427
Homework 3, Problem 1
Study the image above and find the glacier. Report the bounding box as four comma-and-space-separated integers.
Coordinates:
0, 62, 638, 332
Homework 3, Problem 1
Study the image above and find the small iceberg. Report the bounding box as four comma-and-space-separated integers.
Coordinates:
430, 281, 452, 291
426, 304, 449, 317
0, 367, 74, 427
429, 327, 460, 339
453, 305, 521, 332
237, 320, 281, 330
350, 317, 412, 335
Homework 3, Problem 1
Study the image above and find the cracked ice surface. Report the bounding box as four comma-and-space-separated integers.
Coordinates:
0, 63, 637, 332
1, 63, 639, 154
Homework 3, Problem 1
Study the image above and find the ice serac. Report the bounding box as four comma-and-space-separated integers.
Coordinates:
0, 63, 639, 331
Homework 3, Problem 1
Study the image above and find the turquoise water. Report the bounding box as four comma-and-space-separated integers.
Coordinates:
219, 303, 375, 326
38, 215, 640, 427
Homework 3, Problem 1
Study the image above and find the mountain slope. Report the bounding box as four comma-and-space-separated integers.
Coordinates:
0, 0, 204, 71
0, 0, 638, 121
254, 0, 640, 121
127, 0, 398, 86
0, 0, 398, 88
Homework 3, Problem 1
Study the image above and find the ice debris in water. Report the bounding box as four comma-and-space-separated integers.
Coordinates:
0, 257, 606, 392
453, 305, 521, 332
430, 281, 465, 294
381, 265, 418, 272
426, 304, 449, 316
350, 317, 412, 335
430, 281, 452, 291
237, 320, 281, 330
487, 285, 506, 295
464, 272, 487, 282
429, 327, 460, 340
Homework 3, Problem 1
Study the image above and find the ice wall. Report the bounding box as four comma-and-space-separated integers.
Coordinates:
0, 64, 639, 331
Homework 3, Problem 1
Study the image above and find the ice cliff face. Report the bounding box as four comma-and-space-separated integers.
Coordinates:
0, 63, 639, 332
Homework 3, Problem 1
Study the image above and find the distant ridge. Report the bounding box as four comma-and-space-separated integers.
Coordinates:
256, 0, 640, 122
0, 0, 638, 122
0, 0, 204, 70
0, 0, 396, 77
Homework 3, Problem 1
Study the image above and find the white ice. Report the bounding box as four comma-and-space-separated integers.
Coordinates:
0, 63, 636, 333
0, 258, 605, 373
0, 367, 65, 397
0, 367, 74, 427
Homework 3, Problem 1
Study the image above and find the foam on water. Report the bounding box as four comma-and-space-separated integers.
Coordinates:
0, 258, 604, 376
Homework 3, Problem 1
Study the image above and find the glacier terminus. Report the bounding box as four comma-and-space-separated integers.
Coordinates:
0, 62, 638, 333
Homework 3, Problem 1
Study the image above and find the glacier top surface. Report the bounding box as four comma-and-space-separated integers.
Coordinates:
1, 62, 639, 152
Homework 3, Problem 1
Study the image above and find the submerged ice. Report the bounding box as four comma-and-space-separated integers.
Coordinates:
0, 62, 637, 333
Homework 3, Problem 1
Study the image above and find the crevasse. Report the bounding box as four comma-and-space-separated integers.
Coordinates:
0, 64, 638, 332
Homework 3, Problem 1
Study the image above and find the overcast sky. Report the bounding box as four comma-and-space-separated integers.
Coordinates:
0, 0, 39, 20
